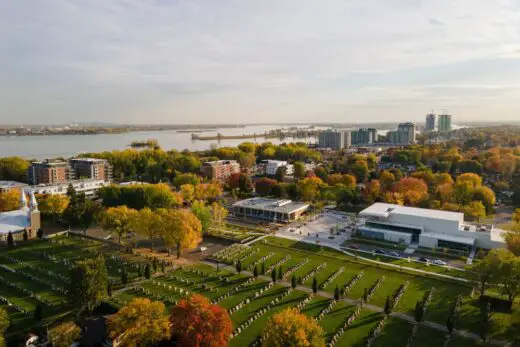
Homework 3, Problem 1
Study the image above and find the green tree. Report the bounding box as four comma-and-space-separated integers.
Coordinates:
253, 264, 259, 278
293, 161, 306, 178
236, 260, 242, 274
191, 200, 212, 234
334, 286, 340, 301
291, 275, 297, 288
468, 249, 502, 296
384, 296, 392, 315
69, 255, 108, 312
312, 277, 318, 294
261, 262, 266, 275
0, 156, 29, 182
414, 301, 424, 322
271, 268, 277, 283
99, 206, 138, 244
278, 266, 283, 280
275, 166, 287, 182
121, 267, 129, 285
6, 232, 13, 248
145, 264, 152, 279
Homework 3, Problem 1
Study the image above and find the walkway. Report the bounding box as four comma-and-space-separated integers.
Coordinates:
203, 259, 509, 346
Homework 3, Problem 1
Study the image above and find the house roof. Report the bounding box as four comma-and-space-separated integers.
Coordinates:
359, 203, 463, 222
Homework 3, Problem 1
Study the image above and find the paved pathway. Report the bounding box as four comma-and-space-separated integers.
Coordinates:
203, 259, 509, 346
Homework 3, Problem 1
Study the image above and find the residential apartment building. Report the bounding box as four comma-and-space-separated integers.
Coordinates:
30, 179, 108, 197
351, 128, 377, 145
200, 160, 240, 181
425, 113, 436, 131
387, 122, 416, 145
438, 114, 452, 132
27, 160, 72, 185
69, 158, 112, 181
265, 160, 294, 176
318, 129, 351, 150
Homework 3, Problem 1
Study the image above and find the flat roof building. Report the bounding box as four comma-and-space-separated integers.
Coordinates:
232, 198, 309, 223
30, 179, 108, 197
0, 181, 28, 193
264, 160, 294, 176
438, 114, 452, 132
318, 130, 351, 150
69, 158, 112, 182
358, 203, 505, 252
28, 160, 72, 185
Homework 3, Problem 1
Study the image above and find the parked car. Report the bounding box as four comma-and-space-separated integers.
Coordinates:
419, 257, 430, 263
349, 244, 359, 250
374, 249, 387, 255
432, 259, 447, 266
388, 251, 400, 257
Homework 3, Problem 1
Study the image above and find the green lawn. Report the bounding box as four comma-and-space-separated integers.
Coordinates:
371, 317, 414, 347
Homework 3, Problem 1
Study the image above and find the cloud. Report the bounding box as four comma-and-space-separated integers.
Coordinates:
0, 0, 519, 124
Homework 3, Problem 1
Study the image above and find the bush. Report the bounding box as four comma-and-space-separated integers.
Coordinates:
479, 295, 512, 312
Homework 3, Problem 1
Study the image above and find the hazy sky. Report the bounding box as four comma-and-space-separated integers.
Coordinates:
1, 0, 519, 125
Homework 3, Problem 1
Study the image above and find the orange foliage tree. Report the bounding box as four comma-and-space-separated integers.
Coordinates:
261, 308, 325, 347
170, 294, 232, 347
394, 177, 428, 206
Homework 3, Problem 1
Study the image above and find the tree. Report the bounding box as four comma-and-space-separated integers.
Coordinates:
236, 260, 242, 274
514, 208, 520, 224
255, 178, 278, 196
291, 275, 297, 288
457, 173, 482, 188
261, 262, 266, 275
312, 277, 318, 294
108, 298, 171, 347
334, 286, 340, 301
446, 315, 455, 334
22, 229, 28, 241
48, 321, 81, 347
473, 186, 496, 213
0, 156, 29, 182
253, 264, 259, 278
453, 181, 474, 206
157, 209, 202, 259
99, 206, 138, 244
79, 198, 100, 233
271, 268, 277, 283
363, 288, 368, 304
210, 202, 228, 235
132, 208, 161, 251
496, 250, 520, 302
384, 296, 392, 315
6, 232, 13, 248
37, 194, 70, 223
121, 267, 129, 285
395, 177, 429, 206
463, 201, 486, 222
480, 303, 491, 342
180, 184, 196, 205
69, 255, 108, 312
278, 266, 283, 280
191, 200, 212, 234
414, 301, 424, 322
275, 166, 287, 182
350, 160, 369, 182
297, 177, 323, 202
261, 308, 325, 347
34, 304, 43, 321
379, 170, 395, 190
145, 264, 152, 279
173, 173, 201, 188
363, 179, 381, 203
313, 166, 328, 182
293, 161, 306, 178
170, 294, 232, 347
468, 249, 502, 296
0, 307, 7, 347
0, 190, 20, 212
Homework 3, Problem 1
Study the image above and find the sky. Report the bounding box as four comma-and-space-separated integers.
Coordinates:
1, 0, 519, 125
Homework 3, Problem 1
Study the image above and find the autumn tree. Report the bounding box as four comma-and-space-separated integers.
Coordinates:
170, 294, 232, 347
0, 190, 20, 212
210, 202, 228, 235
379, 170, 395, 190
48, 321, 81, 347
69, 255, 108, 312
158, 209, 202, 258
191, 200, 212, 234
108, 298, 171, 347
328, 174, 356, 188
293, 161, 306, 179
99, 206, 138, 244
349, 160, 369, 182
180, 184, 196, 205
261, 308, 325, 347
472, 186, 496, 213
496, 251, 520, 302
395, 177, 429, 206
37, 194, 70, 222
132, 208, 161, 251
297, 177, 323, 202
513, 209, 520, 224
255, 177, 278, 196
505, 229, 520, 256
456, 173, 482, 188
0, 156, 29, 182
463, 201, 486, 222
363, 180, 381, 203
0, 307, 8, 347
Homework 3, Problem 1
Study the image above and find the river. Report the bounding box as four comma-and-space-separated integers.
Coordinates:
0, 124, 320, 159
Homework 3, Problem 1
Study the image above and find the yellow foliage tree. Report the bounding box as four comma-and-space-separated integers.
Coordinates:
108, 298, 171, 347
48, 321, 81, 347
0, 190, 20, 212
180, 184, 195, 204
132, 208, 161, 251
37, 194, 70, 222
210, 202, 228, 235
158, 209, 202, 258
456, 173, 482, 187
261, 308, 325, 347
99, 206, 138, 244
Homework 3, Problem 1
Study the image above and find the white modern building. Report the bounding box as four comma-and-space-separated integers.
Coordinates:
232, 198, 309, 223
358, 203, 506, 252
265, 160, 294, 176
30, 179, 108, 197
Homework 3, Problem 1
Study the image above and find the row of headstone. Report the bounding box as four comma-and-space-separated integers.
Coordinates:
247, 253, 275, 272
213, 244, 249, 263
329, 304, 363, 347
366, 276, 385, 302
228, 282, 275, 314
343, 271, 364, 295
366, 315, 388, 347
213, 277, 256, 303
392, 281, 409, 308
16, 269, 68, 295
282, 259, 309, 279
405, 323, 420, 347
265, 255, 291, 275
0, 295, 30, 315
301, 263, 327, 283
234, 248, 259, 265
230, 287, 293, 338
320, 267, 345, 289
316, 299, 338, 321
0, 275, 56, 307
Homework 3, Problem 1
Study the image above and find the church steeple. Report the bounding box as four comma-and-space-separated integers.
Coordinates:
20, 189, 28, 210
30, 191, 38, 211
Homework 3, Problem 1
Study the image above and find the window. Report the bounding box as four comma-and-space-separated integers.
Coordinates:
365, 221, 421, 235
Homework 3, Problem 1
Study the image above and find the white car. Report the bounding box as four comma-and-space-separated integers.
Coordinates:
432, 259, 447, 266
